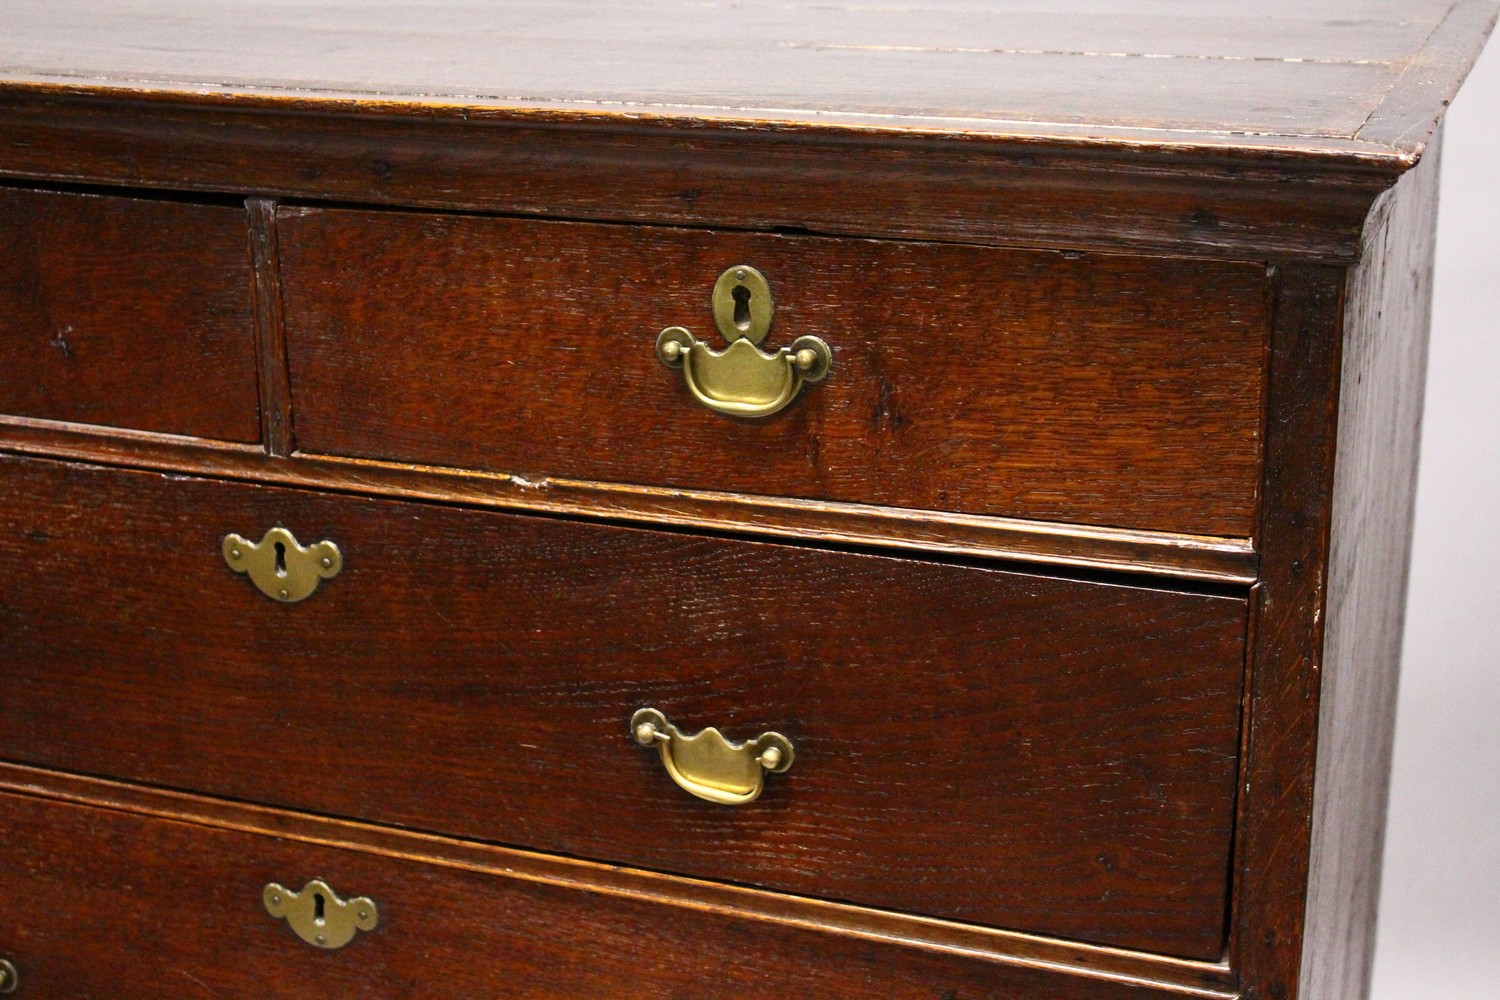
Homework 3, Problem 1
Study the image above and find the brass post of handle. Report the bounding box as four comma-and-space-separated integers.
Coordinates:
656, 265, 831, 418
632, 707, 794, 805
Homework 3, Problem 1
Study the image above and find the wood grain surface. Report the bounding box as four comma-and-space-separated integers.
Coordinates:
0, 0, 1491, 155
1298, 130, 1440, 1000
0, 456, 1248, 959
1229, 265, 1348, 998
248, 196, 294, 456
0, 761, 1241, 993
0, 4, 1488, 996
0, 787, 1234, 1000
0, 96, 1400, 265
0, 2, 1490, 273
278, 208, 1269, 538
0, 185, 259, 440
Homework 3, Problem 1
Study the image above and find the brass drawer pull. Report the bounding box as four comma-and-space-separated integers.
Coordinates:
223, 527, 342, 603
632, 707, 794, 805
0, 958, 16, 994
264, 879, 378, 950
656, 265, 831, 418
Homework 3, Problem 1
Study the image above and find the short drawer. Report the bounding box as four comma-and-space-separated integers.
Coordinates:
278, 208, 1268, 538
0, 186, 259, 441
0, 788, 1206, 999
0, 456, 1247, 959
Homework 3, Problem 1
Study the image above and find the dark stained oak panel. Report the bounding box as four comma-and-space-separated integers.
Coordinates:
0, 186, 259, 441
0, 456, 1248, 960
0, 789, 1217, 1000
278, 209, 1269, 538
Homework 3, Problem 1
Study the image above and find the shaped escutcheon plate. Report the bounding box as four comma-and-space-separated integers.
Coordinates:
222, 527, 342, 603
656, 265, 831, 418
263, 879, 378, 950
632, 707, 795, 805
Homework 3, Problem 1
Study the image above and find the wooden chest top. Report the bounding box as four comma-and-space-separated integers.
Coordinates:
1, 0, 1494, 264
0, 0, 1485, 152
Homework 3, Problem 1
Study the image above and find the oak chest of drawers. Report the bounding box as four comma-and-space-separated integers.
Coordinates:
0, 2, 1494, 998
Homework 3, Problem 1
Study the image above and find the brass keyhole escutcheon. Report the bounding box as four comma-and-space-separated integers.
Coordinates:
264, 879, 378, 950
710, 265, 775, 345
657, 264, 832, 418
223, 527, 342, 603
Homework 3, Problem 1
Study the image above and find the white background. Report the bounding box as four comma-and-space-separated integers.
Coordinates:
1370, 29, 1500, 1000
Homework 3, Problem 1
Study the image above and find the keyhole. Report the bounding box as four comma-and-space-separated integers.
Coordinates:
274, 541, 287, 577
732, 284, 752, 332
313, 891, 326, 925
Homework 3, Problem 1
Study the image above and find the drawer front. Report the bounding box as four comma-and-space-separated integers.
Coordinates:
278, 208, 1267, 538
0, 187, 259, 441
0, 457, 1246, 959
0, 790, 1198, 1000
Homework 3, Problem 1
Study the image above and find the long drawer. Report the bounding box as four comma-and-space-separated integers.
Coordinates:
277, 207, 1268, 537
0, 787, 1209, 999
0, 456, 1247, 959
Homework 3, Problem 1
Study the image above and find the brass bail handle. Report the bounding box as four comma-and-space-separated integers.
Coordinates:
0, 959, 16, 994
632, 707, 794, 805
656, 265, 832, 418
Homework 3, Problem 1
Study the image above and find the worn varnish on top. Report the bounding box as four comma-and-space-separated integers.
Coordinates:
0, 0, 1493, 157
